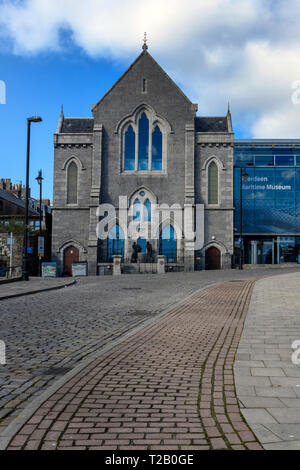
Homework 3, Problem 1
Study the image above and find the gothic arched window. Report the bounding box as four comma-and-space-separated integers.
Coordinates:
152, 126, 163, 171
67, 161, 78, 204
138, 113, 149, 170
108, 225, 124, 260
144, 199, 151, 222
124, 125, 135, 171
160, 225, 176, 262
208, 161, 219, 205
133, 199, 141, 221
121, 108, 168, 172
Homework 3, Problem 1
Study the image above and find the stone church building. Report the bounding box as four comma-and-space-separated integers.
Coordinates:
52, 41, 234, 275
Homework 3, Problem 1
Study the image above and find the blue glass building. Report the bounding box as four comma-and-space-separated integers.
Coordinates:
234, 140, 300, 265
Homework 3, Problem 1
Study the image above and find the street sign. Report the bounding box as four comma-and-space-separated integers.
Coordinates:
7, 238, 14, 246
27, 247, 33, 254
38, 236, 44, 256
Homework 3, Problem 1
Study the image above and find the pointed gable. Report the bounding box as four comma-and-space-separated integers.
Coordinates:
92, 50, 197, 125
92, 50, 195, 112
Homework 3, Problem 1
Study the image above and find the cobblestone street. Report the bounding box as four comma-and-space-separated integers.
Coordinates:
0, 268, 299, 449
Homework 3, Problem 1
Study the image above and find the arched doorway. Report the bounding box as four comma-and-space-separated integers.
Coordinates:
205, 246, 221, 270
63, 245, 79, 275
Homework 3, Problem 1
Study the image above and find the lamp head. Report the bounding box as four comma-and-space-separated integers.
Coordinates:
28, 116, 42, 123
35, 169, 43, 184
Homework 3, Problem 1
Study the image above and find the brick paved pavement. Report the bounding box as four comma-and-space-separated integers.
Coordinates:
1, 269, 270, 434
5, 279, 263, 450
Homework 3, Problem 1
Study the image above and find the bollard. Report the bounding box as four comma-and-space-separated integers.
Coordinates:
157, 255, 165, 274
113, 255, 122, 276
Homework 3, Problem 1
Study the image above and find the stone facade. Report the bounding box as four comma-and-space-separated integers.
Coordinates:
52, 45, 234, 275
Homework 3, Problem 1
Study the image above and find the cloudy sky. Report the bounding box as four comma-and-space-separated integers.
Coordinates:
1, 0, 300, 199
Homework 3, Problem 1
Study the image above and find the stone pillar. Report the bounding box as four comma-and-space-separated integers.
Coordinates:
157, 255, 165, 274
88, 124, 103, 275
184, 203, 195, 272
113, 255, 122, 275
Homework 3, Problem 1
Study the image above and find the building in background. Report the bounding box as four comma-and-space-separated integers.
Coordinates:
234, 140, 300, 266
0, 180, 52, 276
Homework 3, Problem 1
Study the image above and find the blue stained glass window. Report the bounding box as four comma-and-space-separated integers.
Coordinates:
108, 225, 124, 260
152, 126, 162, 170
144, 199, 151, 221
160, 225, 177, 262
138, 113, 149, 170
137, 237, 146, 253
133, 199, 141, 221
124, 125, 135, 170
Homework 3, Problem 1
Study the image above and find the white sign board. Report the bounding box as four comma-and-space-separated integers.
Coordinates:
38, 236, 44, 256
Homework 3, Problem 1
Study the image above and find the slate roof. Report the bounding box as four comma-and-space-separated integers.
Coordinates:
0, 188, 38, 215
59, 116, 229, 133
195, 116, 229, 132
60, 118, 94, 134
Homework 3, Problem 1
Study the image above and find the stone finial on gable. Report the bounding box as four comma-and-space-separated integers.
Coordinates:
56, 104, 64, 134
142, 32, 148, 52
227, 102, 233, 133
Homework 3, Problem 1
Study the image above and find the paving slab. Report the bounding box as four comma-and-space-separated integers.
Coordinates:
241, 409, 278, 424
238, 397, 284, 408
250, 424, 282, 444
234, 271, 300, 450
263, 440, 300, 450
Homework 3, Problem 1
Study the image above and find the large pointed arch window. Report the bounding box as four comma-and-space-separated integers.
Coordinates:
208, 161, 219, 205
67, 161, 78, 204
122, 109, 167, 172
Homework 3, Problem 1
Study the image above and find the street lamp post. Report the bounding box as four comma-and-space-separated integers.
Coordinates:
35, 169, 43, 277
239, 168, 248, 270
22, 116, 42, 281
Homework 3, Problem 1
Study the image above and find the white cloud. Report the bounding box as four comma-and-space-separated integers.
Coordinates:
1, 0, 300, 137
